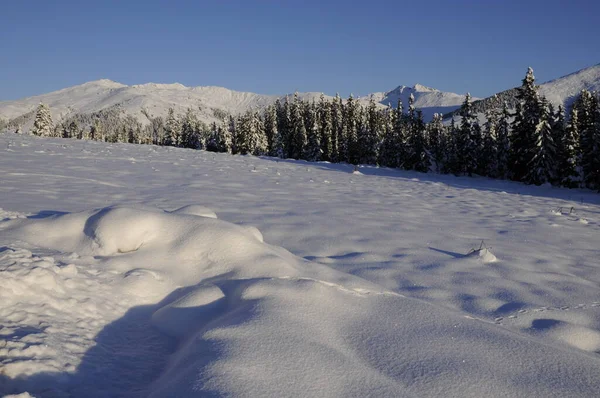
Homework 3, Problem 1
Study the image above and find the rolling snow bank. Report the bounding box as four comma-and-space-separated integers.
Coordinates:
2, 205, 600, 397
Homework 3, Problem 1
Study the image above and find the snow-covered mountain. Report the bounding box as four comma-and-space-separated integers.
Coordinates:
0, 79, 470, 129
365, 83, 473, 119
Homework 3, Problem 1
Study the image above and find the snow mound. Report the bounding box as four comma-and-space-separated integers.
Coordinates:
3, 205, 600, 397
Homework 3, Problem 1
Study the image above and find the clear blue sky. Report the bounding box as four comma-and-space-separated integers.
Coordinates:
1, 0, 598, 100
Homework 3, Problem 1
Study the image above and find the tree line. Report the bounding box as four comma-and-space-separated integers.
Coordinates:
18, 67, 600, 190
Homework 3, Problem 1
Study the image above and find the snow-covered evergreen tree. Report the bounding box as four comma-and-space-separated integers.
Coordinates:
330, 94, 344, 163
481, 108, 498, 177
510, 67, 540, 182
263, 104, 278, 156
444, 118, 460, 174
31, 103, 53, 137
343, 94, 360, 164
576, 90, 600, 190
457, 93, 480, 176
164, 108, 182, 147
303, 100, 321, 161
428, 113, 447, 173
180, 108, 200, 149
251, 111, 268, 156
525, 97, 557, 185
406, 109, 430, 172
558, 106, 579, 187
358, 96, 380, 165
378, 104, 398, 168
317, 94, 333, 161
496, 102, 511, 180
289, 93, 307, 159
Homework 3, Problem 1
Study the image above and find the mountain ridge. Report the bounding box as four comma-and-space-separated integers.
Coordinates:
0, 79, 473, 130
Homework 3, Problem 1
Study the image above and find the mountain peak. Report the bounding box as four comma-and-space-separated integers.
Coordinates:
80, 79, 127, 89
413, 84, 437, 92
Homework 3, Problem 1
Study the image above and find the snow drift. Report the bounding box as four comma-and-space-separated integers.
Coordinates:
2, 205, 600, 397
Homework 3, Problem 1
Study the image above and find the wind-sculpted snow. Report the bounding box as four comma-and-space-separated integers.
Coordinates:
2, 205, 600, 397
2, 134, 600, 397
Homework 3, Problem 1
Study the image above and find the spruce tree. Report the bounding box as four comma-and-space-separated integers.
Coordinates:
379, 104, 398, 168
510, 67, 540, 182
358, 96, 380, 165
317, 94, 333, 161
559, 107, 580, 188
330, 94, 344, 163
164, 108, 182, 147
31, 103, 53, 137
444, 118, 460, 174
576, 90, 600, 190
343, 94, 360, 164
303, 100, 321, 161
481, 108, 498, 177
428, 113, 446, 173
526, 97, 557, 185
496, 102, 511, 180
289, 93, 307, 159
180, 108, 199, 149
406, 109, 430, 172
251, 111, 268, 156
263, 104, 278, 156
457, 93, 480, 176
275, 99, 289, 158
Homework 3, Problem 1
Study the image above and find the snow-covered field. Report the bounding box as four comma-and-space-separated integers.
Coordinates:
1, 133, 600, 397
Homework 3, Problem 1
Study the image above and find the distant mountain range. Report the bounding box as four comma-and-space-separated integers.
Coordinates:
0, 80, 474, 130
1, 63, 599, 131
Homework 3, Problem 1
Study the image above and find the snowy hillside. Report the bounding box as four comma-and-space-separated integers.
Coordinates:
444, 63, 600, 119
1, 133, 600, 397
0, 80, 469, 130
538, 63, 600, 107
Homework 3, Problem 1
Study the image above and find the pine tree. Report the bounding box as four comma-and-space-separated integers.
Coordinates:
496, 102, 511, 180
263, 104, 278, 156
317, 94, 333, 161
31, 103, 53, 137
457, 93, 480, 175
274, 99, 288, 158
378, 104, 398, 168
343, 94, 360, 164
559, 106, 580, 187
251, 111, 267, 156
289, 93, 307, 159
444, 118, 460, 174
180, 108, 199, 149
406, 109, 430, 172
358, 96, 380, 165
510, 67, 540, 182
330, 94, 344, 163
526, 97, 557, 185
481, 108, 499, 177
303, 100, 321, 161
576, 90, 600, 190
234, 112, 250, 155
428, 113, 447, 173
164, 108, 181, 147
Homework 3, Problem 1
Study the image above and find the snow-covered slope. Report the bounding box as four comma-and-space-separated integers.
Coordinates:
538, 63, 600, 107
0, 80, 469, 129
444, 63, 600, 120
2, 133, 600, 397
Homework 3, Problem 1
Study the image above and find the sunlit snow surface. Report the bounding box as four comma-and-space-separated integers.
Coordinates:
1, 133, 600, 397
